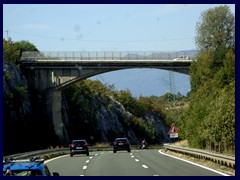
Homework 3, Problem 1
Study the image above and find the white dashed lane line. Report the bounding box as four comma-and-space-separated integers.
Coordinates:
131, 151, 159, 176
142, 165, 149, 169
80, 153, 99, 176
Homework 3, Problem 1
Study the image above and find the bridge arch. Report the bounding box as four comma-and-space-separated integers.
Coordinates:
53, 67, 189, 91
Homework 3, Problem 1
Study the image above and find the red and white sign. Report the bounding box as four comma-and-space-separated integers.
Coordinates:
168, 124, 179, 138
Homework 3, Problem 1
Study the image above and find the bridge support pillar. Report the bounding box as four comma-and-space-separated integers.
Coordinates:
46, 89, 67, 144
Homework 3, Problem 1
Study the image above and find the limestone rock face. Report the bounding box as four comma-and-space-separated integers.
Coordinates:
3, 63, 31, 121
3, 62, 171, 155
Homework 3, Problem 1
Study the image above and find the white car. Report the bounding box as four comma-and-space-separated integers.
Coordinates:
173, 56, 190, 61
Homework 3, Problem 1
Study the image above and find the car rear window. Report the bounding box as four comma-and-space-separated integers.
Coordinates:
116, 139, 127, 142
72, 140, 86, 145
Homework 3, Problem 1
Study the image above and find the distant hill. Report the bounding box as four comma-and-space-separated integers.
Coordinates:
120, 50, 197, 60
90, 50, 197, 97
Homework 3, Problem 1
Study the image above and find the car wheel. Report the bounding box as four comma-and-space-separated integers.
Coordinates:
128, 149, 131, 152
86, 152, 89, 156
70, 154, 73, 157
113, 150, 117, 153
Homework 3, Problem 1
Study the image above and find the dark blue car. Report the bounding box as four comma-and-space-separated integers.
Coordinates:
113, 137, 131, 153
3, 157, 60, 176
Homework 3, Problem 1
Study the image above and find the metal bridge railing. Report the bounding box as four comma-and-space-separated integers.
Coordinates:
20, 51, 196, 61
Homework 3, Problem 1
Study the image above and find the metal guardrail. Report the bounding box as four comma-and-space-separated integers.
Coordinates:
3, 145, 142, 160
20, 51, 195, 61
4, 144, 234, 169
164, 144, 235, 169
3, 148, 69, 160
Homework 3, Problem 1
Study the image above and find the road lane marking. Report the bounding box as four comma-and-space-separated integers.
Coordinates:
86, 160, 90, 164
89, 156, 93, 159
45, 155, 68, 163
135, 159, 139, 162
158, 150, 230, 176
142, 165, 148, 168
131, 156, 134, 158
83, 166, 87, 170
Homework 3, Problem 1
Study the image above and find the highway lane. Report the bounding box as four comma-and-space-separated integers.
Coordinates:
46, 149, 225, 176
84, 151, 152, 176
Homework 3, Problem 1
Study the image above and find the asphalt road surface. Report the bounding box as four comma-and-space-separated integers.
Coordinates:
46, 149, 226, 176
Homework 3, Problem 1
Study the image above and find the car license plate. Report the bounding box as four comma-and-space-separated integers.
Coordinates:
76, 147, 82, 149
119, 143, 123, 145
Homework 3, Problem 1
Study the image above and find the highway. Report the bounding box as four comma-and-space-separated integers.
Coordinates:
45, 149, 226, 176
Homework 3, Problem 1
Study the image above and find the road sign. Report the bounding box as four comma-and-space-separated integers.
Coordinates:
168, 124, 179, 138
170, 133, 178, 138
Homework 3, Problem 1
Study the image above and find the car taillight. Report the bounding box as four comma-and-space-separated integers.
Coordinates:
83, 144, 88, 147
125, 142, 129, 145
114, 142, 118, 145
70, 144, 75, 148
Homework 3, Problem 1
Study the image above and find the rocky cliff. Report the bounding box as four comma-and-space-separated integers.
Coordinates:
3, 63, 31, 120
3, 63, 171, 155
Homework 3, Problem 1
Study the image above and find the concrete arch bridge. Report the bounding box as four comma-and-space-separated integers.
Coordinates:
20, 51, 194, 142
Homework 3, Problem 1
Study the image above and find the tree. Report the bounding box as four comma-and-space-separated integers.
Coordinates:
14, 40, 38, 64
183, 5, 235, 152
195, 5, 235, 52
191, 5, 235, 90
116, 90, 136, 113
3, 38, 39, 64
3, 38, 20, 63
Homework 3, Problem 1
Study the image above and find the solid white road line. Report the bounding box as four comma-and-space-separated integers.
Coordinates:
158, 150, 230, 176
142, 165, 148, 168
45, 154, 68, 163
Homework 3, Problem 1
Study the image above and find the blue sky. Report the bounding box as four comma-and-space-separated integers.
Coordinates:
3, 4, 235, 51
3, 4, 235, 97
